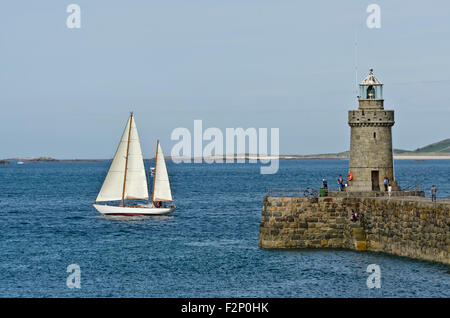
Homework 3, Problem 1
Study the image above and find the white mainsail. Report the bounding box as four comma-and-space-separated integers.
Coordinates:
152, 142, 173, 202
96, 115, 149, 202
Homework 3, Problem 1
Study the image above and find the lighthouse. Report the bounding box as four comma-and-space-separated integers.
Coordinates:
347, 68, 399, 192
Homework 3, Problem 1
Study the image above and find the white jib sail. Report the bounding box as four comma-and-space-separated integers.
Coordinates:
152, 142, 173, 202
96, 115, 149, 202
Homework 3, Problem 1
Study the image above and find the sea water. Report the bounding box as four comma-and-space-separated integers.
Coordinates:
0, 160, 449, 297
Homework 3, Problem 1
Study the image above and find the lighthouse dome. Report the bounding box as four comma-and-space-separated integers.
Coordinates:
360, 68, 383, 100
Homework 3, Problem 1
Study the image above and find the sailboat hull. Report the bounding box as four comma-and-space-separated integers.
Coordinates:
93, 204, 175, 216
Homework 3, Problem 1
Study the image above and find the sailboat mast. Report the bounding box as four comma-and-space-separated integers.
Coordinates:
121, 112, 133, 206
152, 140, 159, 202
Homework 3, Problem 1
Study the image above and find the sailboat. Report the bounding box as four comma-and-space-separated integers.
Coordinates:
93, 113, 175, 216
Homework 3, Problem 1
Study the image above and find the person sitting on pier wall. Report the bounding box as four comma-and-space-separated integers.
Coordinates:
430, 185, 437, 202
384, 177, 389, 191
351, 210, 359, 222
322, 178, 328, 189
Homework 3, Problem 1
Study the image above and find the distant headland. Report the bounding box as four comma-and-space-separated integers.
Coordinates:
1, 138, 449, 163
187, 138, 450, 161
276, 138, 450, 160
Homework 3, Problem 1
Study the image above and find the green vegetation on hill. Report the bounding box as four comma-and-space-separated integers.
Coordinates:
394, 139, 450, 154
412, 138, 450, 154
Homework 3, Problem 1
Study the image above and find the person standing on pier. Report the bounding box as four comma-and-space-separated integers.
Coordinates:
384, 177, 389, 191
430, 185, 437, 202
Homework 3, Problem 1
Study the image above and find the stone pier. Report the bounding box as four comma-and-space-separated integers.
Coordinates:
259, 196, 450, 265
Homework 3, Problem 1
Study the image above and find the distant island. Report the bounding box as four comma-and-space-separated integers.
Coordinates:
2, 139, 449, 163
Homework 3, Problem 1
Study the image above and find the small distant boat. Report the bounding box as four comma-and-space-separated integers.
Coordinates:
17, 161, 24, 165
93, 113, 175, 216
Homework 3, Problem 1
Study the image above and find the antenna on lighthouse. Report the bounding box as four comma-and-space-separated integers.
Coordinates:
354, 30, 359, 98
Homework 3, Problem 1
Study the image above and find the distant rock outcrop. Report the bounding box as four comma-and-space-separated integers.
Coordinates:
5, 157, 99, 162
27, 157, 58, 162
0, 160, 10, 165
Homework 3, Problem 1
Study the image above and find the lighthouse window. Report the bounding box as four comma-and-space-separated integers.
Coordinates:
367, 86, 375, 99
374, 132, 376, 139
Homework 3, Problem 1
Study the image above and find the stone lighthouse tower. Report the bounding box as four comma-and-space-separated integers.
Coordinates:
347, 68, 399, 192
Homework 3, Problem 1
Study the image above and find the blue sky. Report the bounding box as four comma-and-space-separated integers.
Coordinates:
0, 0, 449, 158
